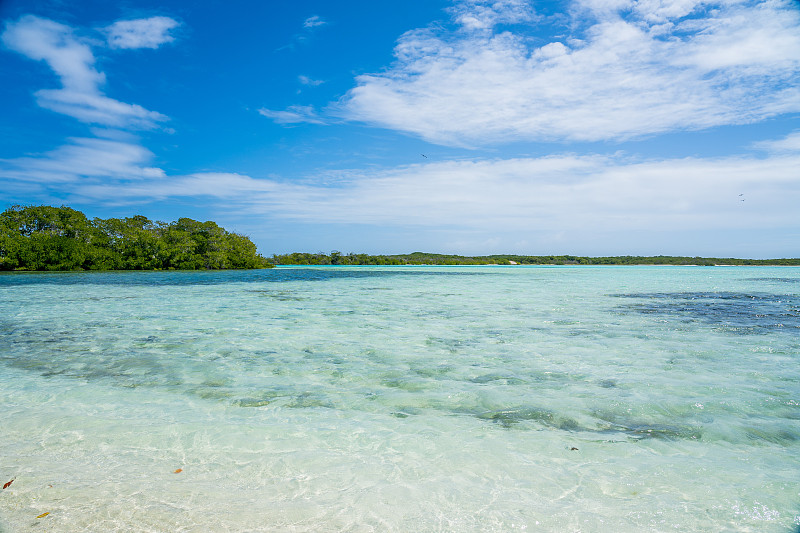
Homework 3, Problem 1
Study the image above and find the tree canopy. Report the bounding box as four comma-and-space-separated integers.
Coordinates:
0, 205, 272, 271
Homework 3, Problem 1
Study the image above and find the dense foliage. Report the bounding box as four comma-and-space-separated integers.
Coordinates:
0, 205, 272, 271
272, 251, 800, 266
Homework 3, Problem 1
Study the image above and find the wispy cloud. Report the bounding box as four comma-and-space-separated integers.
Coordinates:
7, 140, 797, 238
1, 137, 165, 184
2, 15, 168, 128
105, 16, 179, 49
342, 0, 800, 146
753, 131, 800, 153
76, 172, 279, 203
298, 75, 324, 87
303, 15, 327, 29
258, 105, 326, 125
238, 153, 800, 234
277, 14, 329, 51
1, 14, 178, 202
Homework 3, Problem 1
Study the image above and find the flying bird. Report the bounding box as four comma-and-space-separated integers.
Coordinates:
421, 154, 427, 158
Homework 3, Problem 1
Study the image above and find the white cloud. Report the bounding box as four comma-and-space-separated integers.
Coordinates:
105, 16, 179, 49
2, 15, 168, 128
298, 75, 324, 86
9, 144, 794, 239
258, 105, 326, 124
449, 0, 535, 31
0, 137, 165, 184
4, 125, 796, 254
303, 16, 327, 29
238, 154, 800, 234
341, 0, 800, 146
76, 172, 278, 202
3, 16, 104, 93
753, 131, 800, 153
35, 88, 167, 128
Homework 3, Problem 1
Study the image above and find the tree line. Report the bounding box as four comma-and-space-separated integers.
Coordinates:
0, 205, 272, 271
271, 251, 800, 266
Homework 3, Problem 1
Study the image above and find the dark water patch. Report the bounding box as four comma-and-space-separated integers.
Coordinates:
412, 365, 454, 378
744, 426, 800, 446
245, 289, 306, 301
528, 370, 581, 384
605, 423, 702, 441
469, 405, 584, 431
0, 267, 501, 288
550, 319, 580, 326
612, 291, 800, 333
3, 347, 179, 390
232, 388, 293, 407
598, 379, 618, 388
743, 277, 800, 284
193, 387, 234, 400
381, 377, 430, 392
476, 407, 557, 428
233, 398, 272, 407
323, 309, 357, 316
425, 336, 476, 353
233, 389, 335, 409
393, 406, 423, 416
592, 409, 703, 441
472, 406, 581, 430
469, 373, 526, 385
286, 392, 334, 409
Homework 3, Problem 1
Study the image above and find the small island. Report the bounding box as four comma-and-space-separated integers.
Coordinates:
0, 205, 272, 271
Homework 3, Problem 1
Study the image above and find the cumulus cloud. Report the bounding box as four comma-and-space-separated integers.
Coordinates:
342, 0, 800, 146
448, 0, 535, 31
2, 15, 167, 128
105, 16, 179, 49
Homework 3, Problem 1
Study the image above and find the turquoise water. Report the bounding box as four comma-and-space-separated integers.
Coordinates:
1, 266, 798, 532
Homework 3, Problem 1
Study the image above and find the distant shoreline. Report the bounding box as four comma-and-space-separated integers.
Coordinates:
270, 252, 800, 267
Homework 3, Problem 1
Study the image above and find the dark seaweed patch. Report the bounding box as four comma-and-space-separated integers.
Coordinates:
744, 426, 800, 445
598, 379, 618, 388
469, 373, 526, 385
612, 291, 800, 333
475, 407, 581, 430
472, 406, 702, 439
245, 289, 306, 301
606, 423, 702, 441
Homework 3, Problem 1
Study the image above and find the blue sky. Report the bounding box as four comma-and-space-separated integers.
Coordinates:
1, 0, 799, 258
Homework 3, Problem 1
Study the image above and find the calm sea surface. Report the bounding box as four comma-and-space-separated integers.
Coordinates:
1, 266, 798, 532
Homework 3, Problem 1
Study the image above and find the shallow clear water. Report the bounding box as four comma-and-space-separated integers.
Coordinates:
1, 266, 798, 532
